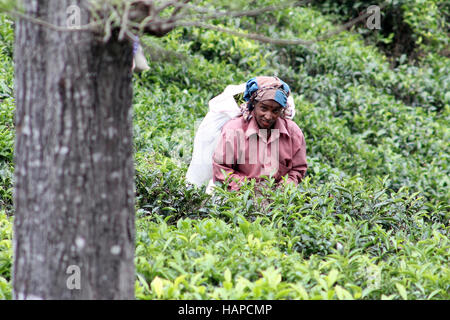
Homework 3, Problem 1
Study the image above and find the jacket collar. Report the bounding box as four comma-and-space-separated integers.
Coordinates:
245, 116, 290, 141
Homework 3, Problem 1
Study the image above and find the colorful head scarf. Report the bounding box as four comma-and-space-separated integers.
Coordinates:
241, 76, 294, 121
244, 76, 290, 108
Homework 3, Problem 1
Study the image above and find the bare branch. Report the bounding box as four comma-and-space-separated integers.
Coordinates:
153, 0, 181, 16
118, 1, 132, 40
7, 9, 100, 32
134, 0, 309, 28
5, 0, 391, 47
188, 0, 311, 21
172, 1, 390, 46
167, 0, 192, 23
129, 1, 155, 21
174, 21, 315, 46
315, 2, 389, 42
133, 0, 311, 38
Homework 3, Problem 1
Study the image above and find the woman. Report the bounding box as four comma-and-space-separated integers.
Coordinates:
212, 76, 308, 191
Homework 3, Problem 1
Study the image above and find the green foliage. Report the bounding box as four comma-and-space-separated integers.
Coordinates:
134, 175, 448, 299
185, 27, 274, 71
135, 152, 212, 223
401, 0, 448, 53
132, 3, 449, 300
0, 14, 14, 216
0, 210, 12, 299
0, 0, 16, 14
311, 0, 449, 71
0, 3, 449, 300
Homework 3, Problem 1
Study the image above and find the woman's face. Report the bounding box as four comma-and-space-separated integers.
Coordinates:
253, 100, 283, 129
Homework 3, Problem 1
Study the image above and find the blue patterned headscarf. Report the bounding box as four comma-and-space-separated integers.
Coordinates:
243, 76, 290, 110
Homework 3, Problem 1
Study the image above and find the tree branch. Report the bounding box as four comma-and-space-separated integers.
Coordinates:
132, 0, 311, 38
315, 2, 389, 42
175, 21, 315, 45
7, 9, 100, 32
172, 1, 389, 46
4, 0, 390, 47
167, 0, 192, 23
186, 0, 311, 21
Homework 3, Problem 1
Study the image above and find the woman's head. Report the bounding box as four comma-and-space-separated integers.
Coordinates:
252, 99, 283, 129
244, 76, 290, 111
242, 76, 291, 128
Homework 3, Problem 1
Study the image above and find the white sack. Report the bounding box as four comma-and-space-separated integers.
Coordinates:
133, 45, 150, 73
186, 83, 245, 187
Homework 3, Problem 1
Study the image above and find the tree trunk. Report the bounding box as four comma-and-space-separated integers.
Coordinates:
13, 0, 135, 299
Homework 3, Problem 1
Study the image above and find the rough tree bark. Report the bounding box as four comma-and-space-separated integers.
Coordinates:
13, 0, 135, 299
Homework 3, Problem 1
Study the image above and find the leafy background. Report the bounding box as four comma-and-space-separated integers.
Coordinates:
0, 0, 449, 300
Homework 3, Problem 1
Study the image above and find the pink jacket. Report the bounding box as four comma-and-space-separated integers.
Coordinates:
212, 116, 307, 191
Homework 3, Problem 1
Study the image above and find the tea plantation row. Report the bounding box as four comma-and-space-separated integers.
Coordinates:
0, 1, 449, 299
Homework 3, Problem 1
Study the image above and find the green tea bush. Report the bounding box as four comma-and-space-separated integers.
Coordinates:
130, 3, 449, 299
135, 152, 212, 223
0, 14, 14, 216
312, 1, 448, 62
0, 3, 449, 300
134, 175, 448, 299
0, 210, 12, 299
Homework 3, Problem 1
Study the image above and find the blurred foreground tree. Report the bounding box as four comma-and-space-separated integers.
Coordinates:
8, 0, 383, 299
13, 0, 135, 299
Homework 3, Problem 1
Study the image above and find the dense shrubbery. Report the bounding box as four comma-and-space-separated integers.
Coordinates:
0, 15, 13, 218
1, 0, 449, 300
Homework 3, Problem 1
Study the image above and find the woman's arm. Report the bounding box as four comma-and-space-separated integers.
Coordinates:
285, 126, 308, 185
212, 129, 246, 191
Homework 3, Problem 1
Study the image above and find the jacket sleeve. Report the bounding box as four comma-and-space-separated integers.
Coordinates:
286, 128, 307, 185
212, 128, 246, 191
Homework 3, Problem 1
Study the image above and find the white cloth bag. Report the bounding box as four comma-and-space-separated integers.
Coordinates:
132, 44, 150, 72
186, 83, 246, 188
